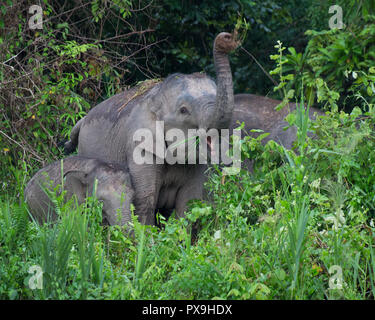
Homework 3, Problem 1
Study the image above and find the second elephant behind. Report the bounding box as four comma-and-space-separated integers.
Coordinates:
232, 94, 324, 149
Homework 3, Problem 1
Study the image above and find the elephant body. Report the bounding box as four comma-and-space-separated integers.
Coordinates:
64, 33, 238, 225
24, 156, 134, 226
74, 74, 220, 225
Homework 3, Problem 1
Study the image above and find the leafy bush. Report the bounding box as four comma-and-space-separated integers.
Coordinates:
0, 0, 157, 191
277, 4, 375, 112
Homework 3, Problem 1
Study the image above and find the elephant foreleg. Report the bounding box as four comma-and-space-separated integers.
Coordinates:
129, 161, 162, 225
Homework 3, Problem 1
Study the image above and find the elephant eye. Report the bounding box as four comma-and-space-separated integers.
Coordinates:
179, 106, 189, 115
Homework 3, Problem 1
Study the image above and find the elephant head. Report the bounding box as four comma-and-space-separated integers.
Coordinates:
142, 32, 239, 163
64, 163, 134, 226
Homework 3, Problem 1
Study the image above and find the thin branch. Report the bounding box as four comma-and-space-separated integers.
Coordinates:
0, 129, 44, 162
241, 46, 279, 87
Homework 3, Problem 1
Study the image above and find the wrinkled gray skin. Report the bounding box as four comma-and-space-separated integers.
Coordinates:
24, 156, 135, 226
64, 33, 238, 225
232, 94, 324, 148
230, 94, 324, 171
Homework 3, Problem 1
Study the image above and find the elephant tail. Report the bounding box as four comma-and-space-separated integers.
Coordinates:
64, 118, 84, 154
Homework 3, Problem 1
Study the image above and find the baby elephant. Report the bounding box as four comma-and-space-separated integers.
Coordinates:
24, 156, 135, 226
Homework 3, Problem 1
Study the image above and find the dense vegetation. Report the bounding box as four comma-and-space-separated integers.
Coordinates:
1, 0, 375, 299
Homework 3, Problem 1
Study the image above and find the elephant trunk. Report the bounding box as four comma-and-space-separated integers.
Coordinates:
213, 32, 239, 128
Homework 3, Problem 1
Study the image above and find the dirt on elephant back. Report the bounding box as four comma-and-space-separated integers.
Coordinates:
117, 78, 162, 113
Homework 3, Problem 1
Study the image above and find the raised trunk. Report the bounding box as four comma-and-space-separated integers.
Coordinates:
213, 32, 238, 129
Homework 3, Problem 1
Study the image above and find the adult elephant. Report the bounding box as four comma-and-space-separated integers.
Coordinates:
64, 32, 238, 225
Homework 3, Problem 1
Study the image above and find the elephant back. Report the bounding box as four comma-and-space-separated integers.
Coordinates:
83, 79, 162, 125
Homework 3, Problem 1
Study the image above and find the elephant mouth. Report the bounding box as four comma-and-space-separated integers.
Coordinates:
206, 136, 216, 158
207, 136, 212, 150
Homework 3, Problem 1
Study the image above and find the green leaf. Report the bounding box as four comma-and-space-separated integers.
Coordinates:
275, 268, 286, 281
367, 85, 373, 96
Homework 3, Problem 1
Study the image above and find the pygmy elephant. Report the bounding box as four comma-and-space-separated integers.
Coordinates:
64, 32, 239, 225
24, 156, 135, 226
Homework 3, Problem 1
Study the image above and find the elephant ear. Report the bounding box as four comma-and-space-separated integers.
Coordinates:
63, 170, 89, 204
148, 87, 164, 120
